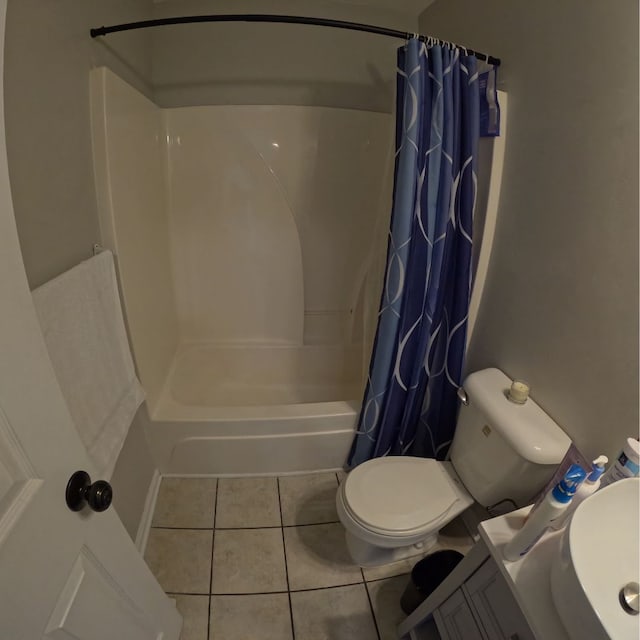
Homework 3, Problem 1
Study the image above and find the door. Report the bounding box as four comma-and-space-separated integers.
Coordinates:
0, 3, 182, 638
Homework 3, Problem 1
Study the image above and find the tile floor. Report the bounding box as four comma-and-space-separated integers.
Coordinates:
144, 472, 474, 640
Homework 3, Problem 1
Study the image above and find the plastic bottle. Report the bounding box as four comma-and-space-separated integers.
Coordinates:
550, 455, 607, 531
600, 437, 640, 488
503, 464, 587, 562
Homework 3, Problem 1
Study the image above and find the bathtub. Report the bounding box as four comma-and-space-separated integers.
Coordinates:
91, 73, 390, 475
145, 343, 362, 475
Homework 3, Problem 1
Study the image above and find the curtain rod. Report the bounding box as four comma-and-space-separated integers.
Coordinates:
90, 14, 501, 67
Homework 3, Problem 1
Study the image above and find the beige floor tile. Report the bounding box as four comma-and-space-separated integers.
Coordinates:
152, 477, 217, 528
279, 473, 339, 526
211, 528, 287, 594
290, 584, 378, 640
337, 470, 348, 484
210, 594, 292, 640
173, 595, 209, 640
145, 529, 212, 594
216, 477, 280, 528
284, 523, 362, 590
367, 576, 409, 640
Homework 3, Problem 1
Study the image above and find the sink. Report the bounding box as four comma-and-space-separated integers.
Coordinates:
551, 477, 640, 640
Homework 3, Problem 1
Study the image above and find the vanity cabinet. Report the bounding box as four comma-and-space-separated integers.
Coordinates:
398, 508, 570, 640
432, 557, 535, 640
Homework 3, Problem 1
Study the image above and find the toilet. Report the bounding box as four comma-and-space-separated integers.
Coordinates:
337, 368, 572, 567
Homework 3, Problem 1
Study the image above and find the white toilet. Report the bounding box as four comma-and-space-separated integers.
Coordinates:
337, 368, 572, 567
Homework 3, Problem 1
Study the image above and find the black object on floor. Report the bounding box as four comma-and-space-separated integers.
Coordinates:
400, 549, 465, 615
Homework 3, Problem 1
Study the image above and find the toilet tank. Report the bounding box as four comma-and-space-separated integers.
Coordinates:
450, 368, 571, 508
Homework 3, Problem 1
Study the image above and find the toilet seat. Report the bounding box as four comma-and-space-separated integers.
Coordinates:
340, 457, 472, 540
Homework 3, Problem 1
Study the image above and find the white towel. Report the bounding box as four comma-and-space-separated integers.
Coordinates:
32, 250, 144, 478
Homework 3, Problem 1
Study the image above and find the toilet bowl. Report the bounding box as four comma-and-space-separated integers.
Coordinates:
337, 369, 573, 567
336, 457, 473, 567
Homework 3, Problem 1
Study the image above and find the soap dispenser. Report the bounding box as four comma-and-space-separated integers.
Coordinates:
550, 455, 608, 530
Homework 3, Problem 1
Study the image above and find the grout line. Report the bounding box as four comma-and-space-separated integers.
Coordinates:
277, 478, 296, 640
166, 578, 376, 596
207, 481, 219, 640
207, 590, 291, 596
150, 521, 342, 532
282, 521, 341, 529
216, 524, 281, 530
364, 572, 411, 584
222, 522, 340, 530
363, 569, 382, 640
213, 480, 219, 530
290, 581, 366, 593
151, 525, 216, 531
167, 583, 373, 597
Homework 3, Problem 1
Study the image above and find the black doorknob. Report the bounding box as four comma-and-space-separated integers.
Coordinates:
65, 470, 113, 512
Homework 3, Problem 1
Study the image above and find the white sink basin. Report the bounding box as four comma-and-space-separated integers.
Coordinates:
551, 477, 640, 640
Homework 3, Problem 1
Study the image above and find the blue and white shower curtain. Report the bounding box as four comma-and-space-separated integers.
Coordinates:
348, 40, 480, 467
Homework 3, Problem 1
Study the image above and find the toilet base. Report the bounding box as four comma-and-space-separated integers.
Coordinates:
345, 530, 439, 568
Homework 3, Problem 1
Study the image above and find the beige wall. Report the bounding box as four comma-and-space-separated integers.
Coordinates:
151, 0, 417, 112
419, 1, 639, 460
4, 2, 159, 540
4, 0, 153, 288
5, 0, 416, 286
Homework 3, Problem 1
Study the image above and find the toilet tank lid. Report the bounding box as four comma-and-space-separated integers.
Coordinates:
463, 368, 571, 465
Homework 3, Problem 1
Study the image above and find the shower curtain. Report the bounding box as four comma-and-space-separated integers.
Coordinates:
348, 40, 479, 467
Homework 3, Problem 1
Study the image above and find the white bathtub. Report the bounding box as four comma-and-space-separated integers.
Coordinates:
91, 74, 390, 475
145, 344, 362, 475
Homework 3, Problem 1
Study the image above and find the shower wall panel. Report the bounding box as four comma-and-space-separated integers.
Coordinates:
91, 67, 179, 410
164, 105, 393, 347
163, 107, 305, 345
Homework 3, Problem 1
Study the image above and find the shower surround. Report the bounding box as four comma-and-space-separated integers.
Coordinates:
91, 67, 393, 474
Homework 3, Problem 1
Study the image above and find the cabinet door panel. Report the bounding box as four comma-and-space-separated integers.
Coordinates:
435, 589, 487, 640
466, 559, 535, 640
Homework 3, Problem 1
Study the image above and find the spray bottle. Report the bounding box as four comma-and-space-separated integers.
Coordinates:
550, 455, 607, 531
503, 464, 586, 562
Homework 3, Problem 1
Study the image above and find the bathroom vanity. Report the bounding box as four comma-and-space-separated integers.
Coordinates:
398, 507, 570, 640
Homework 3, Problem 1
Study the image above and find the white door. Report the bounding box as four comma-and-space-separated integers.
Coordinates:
0, 3, 182, 639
